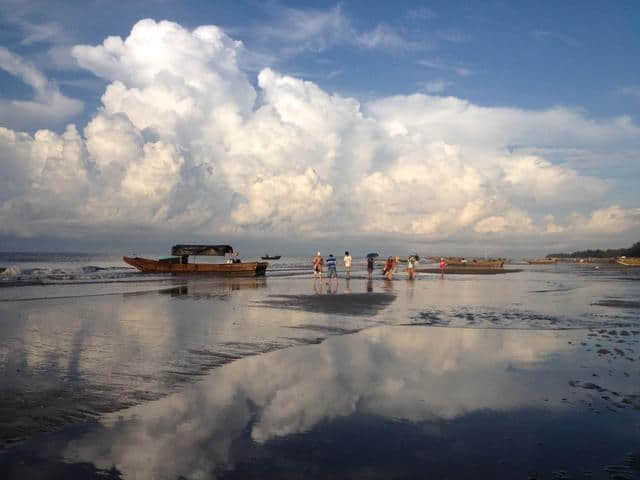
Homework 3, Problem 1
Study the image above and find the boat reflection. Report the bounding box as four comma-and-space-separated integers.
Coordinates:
160, 277, 266, 299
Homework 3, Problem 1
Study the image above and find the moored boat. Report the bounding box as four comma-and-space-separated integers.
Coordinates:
444, 257, 505, 268
526, 258, 557, 264
261, 254, 281, 260
124, 244, 268, 276
397, 255, 420, 263
616, 256, 640, 266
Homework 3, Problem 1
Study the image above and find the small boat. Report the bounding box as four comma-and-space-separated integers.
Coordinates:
526, 258, 557, 264
261, 254, 281, 260
616, 256, 640, 266
416, 267, 520, 275
444, 257, 505, 268
397, 255, 420, 263
124, 244, 268, 277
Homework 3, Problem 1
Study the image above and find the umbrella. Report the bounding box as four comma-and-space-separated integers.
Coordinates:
366, 252, 379, 258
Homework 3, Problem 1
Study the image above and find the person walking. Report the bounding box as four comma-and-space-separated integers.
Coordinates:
383, 256, 395, 280
406, 255, 416, 280
343, 251, 352, 278
326, 254, 338, 288
439, 257, 446, 273
367, 255, 375, 279
313, 252, 324, 278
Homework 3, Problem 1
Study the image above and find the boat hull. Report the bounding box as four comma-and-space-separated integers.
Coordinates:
416, 267, 520, 275
444, 260, 505, 268
123, 257, 268, 276
616, 257, 640, 267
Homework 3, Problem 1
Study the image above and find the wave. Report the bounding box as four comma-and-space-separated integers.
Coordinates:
0, 264, 142, 286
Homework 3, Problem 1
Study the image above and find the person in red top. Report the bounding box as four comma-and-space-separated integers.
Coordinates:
383, 256, 395, 279
439, 257, 446, 273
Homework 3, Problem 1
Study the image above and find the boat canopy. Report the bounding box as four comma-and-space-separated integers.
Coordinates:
171, 244, 234, 256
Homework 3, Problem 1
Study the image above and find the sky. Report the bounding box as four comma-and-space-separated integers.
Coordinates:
0, 0, 639, 257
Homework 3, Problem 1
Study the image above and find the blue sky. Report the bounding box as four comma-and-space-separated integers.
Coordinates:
2, 1, 639, 124
0, 1, 639, 255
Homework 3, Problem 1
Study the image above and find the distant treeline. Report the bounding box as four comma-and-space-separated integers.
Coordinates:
548, 241, 640, 259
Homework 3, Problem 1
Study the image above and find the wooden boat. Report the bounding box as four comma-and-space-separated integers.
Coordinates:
443, 257, 504, 268
397, 255, 420, 263
261, 255, 281, 260
526, 258, 557, 264
616, 257, 640, 266
416, 267, 520, 275
124, 244, 268, 277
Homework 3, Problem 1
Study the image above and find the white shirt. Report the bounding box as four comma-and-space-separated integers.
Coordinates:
344, 255, 352, 268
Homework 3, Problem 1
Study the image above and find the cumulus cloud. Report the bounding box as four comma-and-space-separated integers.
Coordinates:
0, 18, 639, 247
0, 47, 83, 129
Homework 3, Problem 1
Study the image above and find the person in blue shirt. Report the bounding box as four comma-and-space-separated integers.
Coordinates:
326, 253, 338, 289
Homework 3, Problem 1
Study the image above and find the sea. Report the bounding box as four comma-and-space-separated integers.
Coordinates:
0, 252, 639, 479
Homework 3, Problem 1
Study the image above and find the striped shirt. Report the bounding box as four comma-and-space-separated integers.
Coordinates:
326, 256, 337, 269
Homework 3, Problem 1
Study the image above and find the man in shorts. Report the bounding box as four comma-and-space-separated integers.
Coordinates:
343, 251, 352, 278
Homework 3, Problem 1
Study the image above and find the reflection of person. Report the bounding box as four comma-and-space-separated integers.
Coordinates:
326, 254, 338, 288
313, 252, 324, 278
312, 277, 323, 294
343, 251, 352, 278
344, 277, 351, 294
407, 255, 415, 280
367, 278, 373, 292
383, 256, 395, 279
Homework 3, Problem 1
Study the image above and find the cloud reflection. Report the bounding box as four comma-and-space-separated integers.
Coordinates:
63, 326, 571, 478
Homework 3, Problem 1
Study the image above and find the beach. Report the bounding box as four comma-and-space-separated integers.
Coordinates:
0, 256, 639, 478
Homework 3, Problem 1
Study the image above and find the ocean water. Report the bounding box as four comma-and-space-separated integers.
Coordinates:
0, 252, 639, 478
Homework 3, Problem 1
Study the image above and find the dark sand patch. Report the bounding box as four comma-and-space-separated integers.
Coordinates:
569, 379, 640, 412
410, 307, 568, 330
253, 292, 396, 316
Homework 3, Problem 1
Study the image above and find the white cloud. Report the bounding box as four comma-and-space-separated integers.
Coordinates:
570, 205, 640, 235
1, 18, 639, 248
405, 7, 437, 20
532, 30, 581, 48
418, 58, 473, 77
420, 79, 452, 94
251, 5, 423, 55
436, 30, 469, 43
618, 85, 640, 101
0, 47, 83, 129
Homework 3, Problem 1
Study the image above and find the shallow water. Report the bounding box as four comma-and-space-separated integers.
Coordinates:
0, 256, 639, 478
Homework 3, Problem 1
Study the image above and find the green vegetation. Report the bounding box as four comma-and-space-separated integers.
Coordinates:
548, 241, 640, 259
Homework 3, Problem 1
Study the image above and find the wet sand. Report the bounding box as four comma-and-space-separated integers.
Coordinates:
0, 265, 639, 478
